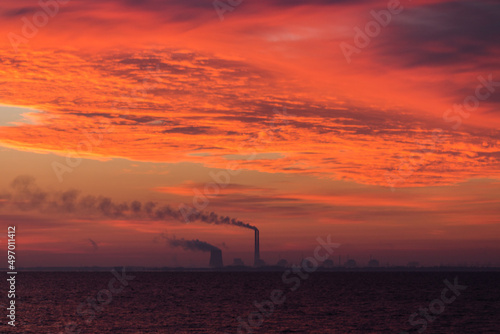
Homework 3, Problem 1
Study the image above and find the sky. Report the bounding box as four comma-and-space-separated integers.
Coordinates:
0, 0, 499, 267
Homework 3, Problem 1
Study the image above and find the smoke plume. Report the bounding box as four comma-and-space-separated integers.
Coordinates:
0, 176, 258, 231
88, 238, 99, 251
182, 210, 258, 231
167, 236, 220, 252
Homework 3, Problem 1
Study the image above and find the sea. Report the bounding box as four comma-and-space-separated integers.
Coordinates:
2, 271, 499, 333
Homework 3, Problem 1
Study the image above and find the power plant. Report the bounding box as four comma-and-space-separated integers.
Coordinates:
209, 249, 223, 268
168, 226, 261, 268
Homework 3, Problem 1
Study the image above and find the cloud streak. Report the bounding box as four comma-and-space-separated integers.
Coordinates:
0, 48, 498, 187
0, 0, 498, 189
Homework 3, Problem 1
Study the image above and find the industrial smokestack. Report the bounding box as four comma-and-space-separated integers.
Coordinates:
254, 228, 260, 266
209, 249, 223, 268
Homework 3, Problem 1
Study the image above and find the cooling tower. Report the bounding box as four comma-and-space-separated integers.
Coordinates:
254, 229, 260, 266
209, 249, 223, 268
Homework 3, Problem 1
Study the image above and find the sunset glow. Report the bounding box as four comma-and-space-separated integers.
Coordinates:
1, 0, 499, 268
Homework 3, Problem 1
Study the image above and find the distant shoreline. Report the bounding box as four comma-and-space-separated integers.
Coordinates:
4, 266, 500, 272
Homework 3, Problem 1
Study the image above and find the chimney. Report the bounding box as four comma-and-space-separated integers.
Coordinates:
254, 229, 260, 266
209, 249, 223, 268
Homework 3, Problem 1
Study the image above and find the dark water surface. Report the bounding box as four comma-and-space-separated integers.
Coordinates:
2, 272, 499, 333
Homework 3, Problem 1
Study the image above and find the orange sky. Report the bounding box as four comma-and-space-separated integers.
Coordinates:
0, 0, 499, 267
